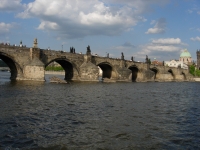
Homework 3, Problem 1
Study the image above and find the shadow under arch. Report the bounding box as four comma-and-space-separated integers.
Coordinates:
181, 72, 187, 80
150, 67, 159, 80
168, 69, 175, 80
97, 62, 113, 79
45, 58, 79, 81
0, 53, 23, 80
128, 65, 139, 82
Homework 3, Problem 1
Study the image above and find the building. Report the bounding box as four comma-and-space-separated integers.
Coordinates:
151, 60, 163, 66
164, 49, 192, 70
165, 60, 188, 69
179, 49, 192, 64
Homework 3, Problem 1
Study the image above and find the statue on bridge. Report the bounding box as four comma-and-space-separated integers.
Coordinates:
33, 38, 38, 48
70, 47, 75, 53
86, 45, 91, 55
145, 55, 148, 63
107, 53, 109, 58
19, 40, 23, 47
131, 56, 134, 61
121, 52, 124, 60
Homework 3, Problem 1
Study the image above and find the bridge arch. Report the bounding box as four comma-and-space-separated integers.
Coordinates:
181, 71, 187, 80
97, 62, 116, 79
150, 67, 159, 80
45, 58, 80, 81
128, 65, 140, 82
0, 52, 23, 80
168, 69, 175, 80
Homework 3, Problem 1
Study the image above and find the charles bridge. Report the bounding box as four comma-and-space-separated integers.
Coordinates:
0, 39, 193, 82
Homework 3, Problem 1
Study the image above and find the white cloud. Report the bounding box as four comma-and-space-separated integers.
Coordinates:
187, 9, 193, 14
0, 22, 16, 35
150, 20, 156, 25
0, 0, 25, 12
145, 45, 180, 52
134, 37, 187, 61
122, 42, 135, 47
145, 28, 165, 34
198, 11, 200, 15
152, 38, 182, 45
190, 36, 200, 42
16, 0, 169, 39
37, 21, 59, 30
101, 0, 170, 14
112, 42, 135, 52
145, 18, 166, 34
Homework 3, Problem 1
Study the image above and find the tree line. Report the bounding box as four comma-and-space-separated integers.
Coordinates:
189, 65, 200, 77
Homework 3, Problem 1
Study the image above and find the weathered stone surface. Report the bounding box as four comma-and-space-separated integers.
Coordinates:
116, 66, 132, 81
79, 62, 99, 81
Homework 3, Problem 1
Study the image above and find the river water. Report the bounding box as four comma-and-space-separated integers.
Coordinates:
0, 71, 200, 150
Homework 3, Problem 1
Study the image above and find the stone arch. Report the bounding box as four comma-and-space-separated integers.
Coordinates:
0, 52, 23, 80
168, 69, 175, 80
97, 62, 116, 79
45, 58, 80, 81
128, 65, 140, 82
150, 67, 159, 80
181, 71, 187, 80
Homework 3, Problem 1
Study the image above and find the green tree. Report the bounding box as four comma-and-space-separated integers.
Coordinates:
189, 65, 195, 76
189, 65, 200, 77
45, 66, 64, 71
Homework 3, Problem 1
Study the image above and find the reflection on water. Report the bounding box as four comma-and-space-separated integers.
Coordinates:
0, 71, 200, 149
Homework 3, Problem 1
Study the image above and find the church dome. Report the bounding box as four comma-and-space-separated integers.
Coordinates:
180, 49, 191, 58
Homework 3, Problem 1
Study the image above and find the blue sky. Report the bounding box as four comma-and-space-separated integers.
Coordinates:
0, 0, 200, 62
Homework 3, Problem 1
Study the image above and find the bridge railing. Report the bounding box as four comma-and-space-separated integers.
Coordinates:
0, 43, 30, 48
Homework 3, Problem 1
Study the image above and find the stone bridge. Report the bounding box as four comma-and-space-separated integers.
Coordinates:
0, 42, 193, 82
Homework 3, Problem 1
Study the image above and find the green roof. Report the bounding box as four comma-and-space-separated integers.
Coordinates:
180, 49, 191, 58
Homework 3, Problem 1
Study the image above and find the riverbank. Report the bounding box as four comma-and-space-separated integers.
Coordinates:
45, 71, 65, 75
194, 78, 200, 82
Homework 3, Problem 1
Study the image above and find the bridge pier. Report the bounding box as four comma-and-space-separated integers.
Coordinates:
22, 64, 45, 81
79, 51, 99, 82
115, 60, 132, 81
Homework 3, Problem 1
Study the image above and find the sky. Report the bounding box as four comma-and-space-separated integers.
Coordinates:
0, 0, 200, 62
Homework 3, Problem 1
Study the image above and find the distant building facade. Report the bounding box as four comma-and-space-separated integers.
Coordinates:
151, 60, 163, 66
179, 49, 192, 64
165, 60, 188, 69
164, 49, 192, 70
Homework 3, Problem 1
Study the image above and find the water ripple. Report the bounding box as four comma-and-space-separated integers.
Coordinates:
0, 74, 200, 149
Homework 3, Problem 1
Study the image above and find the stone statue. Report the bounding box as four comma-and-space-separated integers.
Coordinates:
33, 38, 38, 48
86, 45, 91, 55
87, 45, 91, 52
19, 40, 23, 47
107, 53, 109, 58
145, 55, 148, 63
131, 56, 133, 61
121, 52, 124, 60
